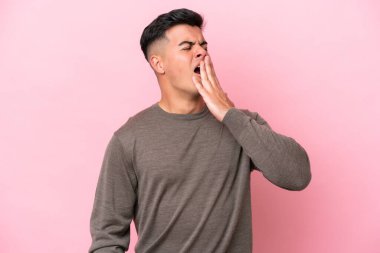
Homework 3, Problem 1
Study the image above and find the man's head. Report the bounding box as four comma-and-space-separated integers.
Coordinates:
140, 8, 209, 98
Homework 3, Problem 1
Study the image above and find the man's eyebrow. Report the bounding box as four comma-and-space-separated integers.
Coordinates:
178, 40, 208, 46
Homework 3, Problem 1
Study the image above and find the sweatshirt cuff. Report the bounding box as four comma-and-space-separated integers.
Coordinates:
91, 246, 125, 253
222, 107, 252, 143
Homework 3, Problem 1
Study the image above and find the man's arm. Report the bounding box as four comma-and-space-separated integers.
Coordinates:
222, 107, 312, 191
89, 133, 137, 253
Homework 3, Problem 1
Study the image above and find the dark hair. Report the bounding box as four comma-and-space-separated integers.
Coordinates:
140, 8, 204, 61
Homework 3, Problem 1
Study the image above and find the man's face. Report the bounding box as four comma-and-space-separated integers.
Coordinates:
158, 24, 208, 96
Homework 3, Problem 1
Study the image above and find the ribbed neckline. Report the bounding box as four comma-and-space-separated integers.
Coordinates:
152, 101, 210, 121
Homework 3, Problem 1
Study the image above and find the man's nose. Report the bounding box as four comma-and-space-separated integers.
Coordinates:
195, 46, 208, 59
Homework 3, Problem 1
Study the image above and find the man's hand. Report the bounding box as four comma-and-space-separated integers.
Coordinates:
192, 55, 235, 122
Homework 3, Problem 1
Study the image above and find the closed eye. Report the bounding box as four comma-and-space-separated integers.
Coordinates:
183, 47, 208, 51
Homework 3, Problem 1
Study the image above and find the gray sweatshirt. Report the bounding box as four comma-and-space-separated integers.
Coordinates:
88, 102, 311, 253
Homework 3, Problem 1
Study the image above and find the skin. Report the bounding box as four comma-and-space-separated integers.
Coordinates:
148, 24, 235, 122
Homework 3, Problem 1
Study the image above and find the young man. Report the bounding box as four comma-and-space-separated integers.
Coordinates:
88, 8, 311, 253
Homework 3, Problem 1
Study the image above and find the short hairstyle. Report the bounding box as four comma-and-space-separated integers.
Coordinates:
140, 8, 204, 61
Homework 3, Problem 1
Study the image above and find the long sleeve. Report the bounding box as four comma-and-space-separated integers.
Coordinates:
89, 133, 138, 253
222, 107, 311, 191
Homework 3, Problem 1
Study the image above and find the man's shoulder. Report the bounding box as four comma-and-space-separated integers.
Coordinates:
113, 103, 157, 139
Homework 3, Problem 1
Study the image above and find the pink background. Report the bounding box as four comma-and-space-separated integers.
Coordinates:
1, 1, 379, 252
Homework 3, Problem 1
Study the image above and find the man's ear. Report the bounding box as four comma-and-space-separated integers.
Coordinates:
150, 55, 165, 74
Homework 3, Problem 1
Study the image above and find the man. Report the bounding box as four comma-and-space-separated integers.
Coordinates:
88, 8, 311, 253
